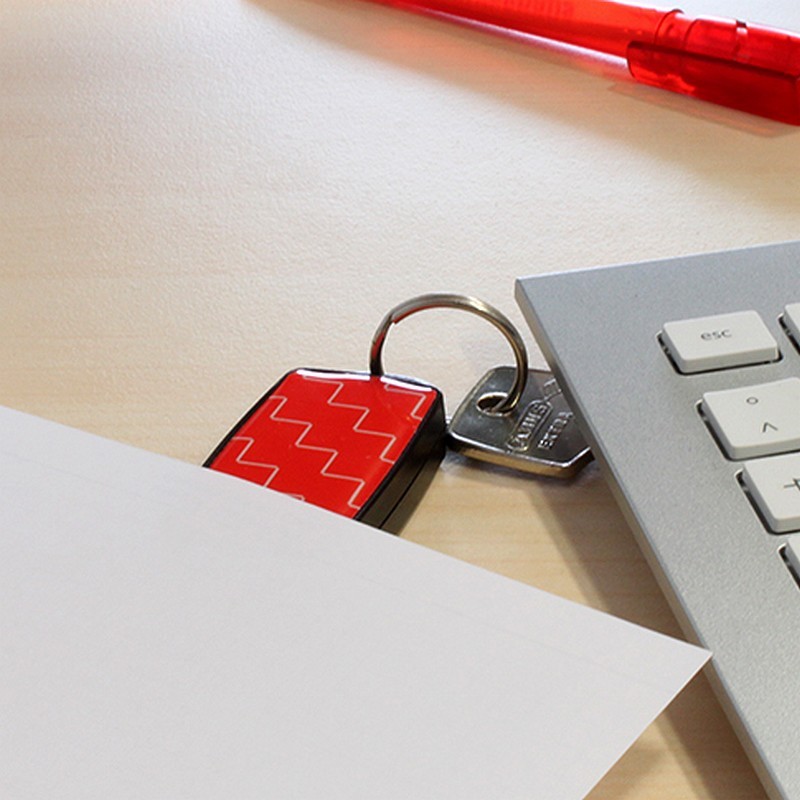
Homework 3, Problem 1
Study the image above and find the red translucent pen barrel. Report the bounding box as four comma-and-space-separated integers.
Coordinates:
382, 0, 668, 57
630, 12, 800, 124
372, 0, 800, 123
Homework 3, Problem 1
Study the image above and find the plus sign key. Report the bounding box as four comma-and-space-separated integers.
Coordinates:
742, 453, 800, 533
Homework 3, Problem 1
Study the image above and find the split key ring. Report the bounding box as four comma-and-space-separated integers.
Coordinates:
369, 293, 529, 415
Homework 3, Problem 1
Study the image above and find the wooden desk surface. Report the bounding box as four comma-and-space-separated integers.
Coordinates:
3, 1, 800, 797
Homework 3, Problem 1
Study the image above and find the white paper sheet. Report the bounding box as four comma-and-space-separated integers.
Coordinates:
0, 406, 709, 799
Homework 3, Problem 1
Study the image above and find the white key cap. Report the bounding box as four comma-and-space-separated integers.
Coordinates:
702, 378, 800, 459
742, 453, 800, 533
784, 303, 800, 343
661, 311, 778, 374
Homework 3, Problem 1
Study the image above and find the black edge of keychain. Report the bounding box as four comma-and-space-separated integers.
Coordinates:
359, 379, 445, 532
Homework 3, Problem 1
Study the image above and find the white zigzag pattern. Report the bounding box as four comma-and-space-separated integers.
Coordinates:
303, 376, 400, 464
227, 377, 430, 512
264, 392, 367, 510
229, 435, 306, 502
383, 381, 430, 420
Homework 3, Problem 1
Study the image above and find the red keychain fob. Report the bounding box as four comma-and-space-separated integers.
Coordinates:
204, 293, 535, 531
204, 368, 445, 532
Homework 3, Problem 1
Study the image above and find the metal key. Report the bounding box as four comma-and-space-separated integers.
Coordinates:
448, 365, 592, 478
370, 293, 592, 479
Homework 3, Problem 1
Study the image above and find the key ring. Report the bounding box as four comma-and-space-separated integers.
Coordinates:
369, 293, 528, 415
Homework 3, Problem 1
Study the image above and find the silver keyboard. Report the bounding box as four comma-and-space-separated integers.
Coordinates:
516, 240, 800, 800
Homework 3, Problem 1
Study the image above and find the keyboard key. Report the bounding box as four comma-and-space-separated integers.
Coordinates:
784, 303, 800, 344
702, 378, 800, 459
661, 311, 778, 373
742, 453, 800, 533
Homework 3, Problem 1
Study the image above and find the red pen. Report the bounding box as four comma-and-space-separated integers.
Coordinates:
367, 0, 800, 124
